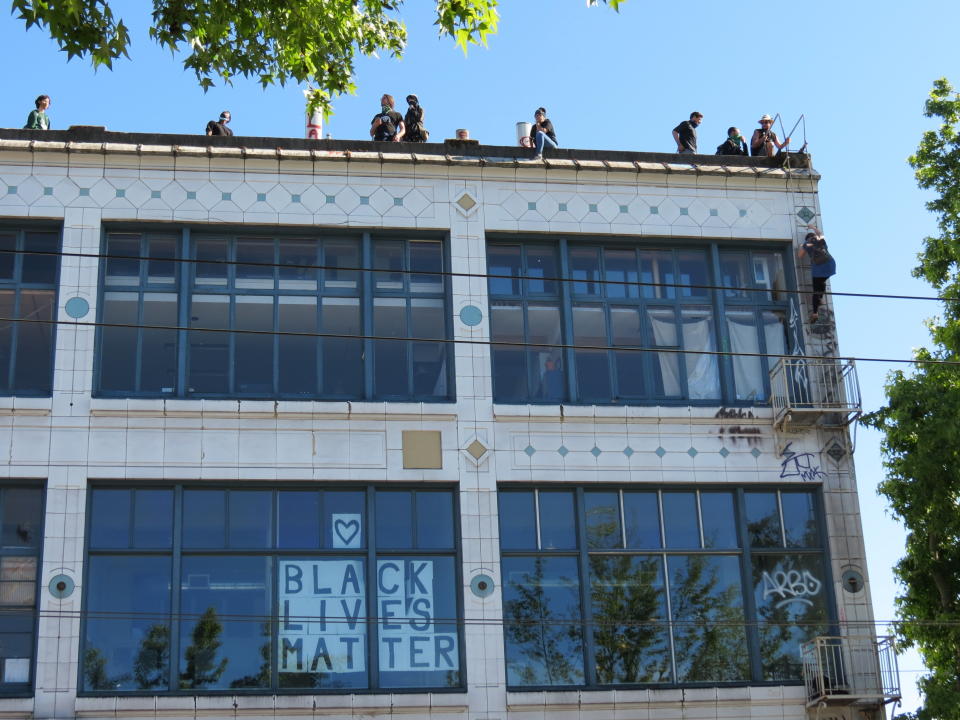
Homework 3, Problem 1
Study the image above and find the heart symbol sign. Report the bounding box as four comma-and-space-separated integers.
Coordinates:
332, 514, 361, 548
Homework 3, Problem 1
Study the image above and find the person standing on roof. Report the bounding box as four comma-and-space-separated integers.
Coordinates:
403, 95, 429, 143
371, 94, 405, 142
25, 95, 51, 130
206, 111, 233, 136
716, 127, 748, 156
672, 112, 703, 154
751, 114, 790, 157
529, 107, 557, 161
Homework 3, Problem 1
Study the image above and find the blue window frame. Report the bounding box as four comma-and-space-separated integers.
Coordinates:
0, 483, 44, 696
487, 238, 792, 405
95, 228, 452, 401
498, 485, 832, 689
0, 227, 60, 397
81, 485, 463, 694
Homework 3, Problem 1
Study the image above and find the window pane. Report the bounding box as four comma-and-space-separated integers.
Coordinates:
132, 489, 173, 549
279, 296, 317, 396
528, 303, 564, 402
377, 556, 460, 688
647, 307, 681, 398
89, 489, 131, 549
763, 310, 787, 362
623, 492, 661, 548
322, 238, 359, 291
374, 297, 408, 397
745, 492, 783, 547
604, 249, 639, 299
699, 492, 739, 548
182, 490, 226, 548
228, 491, 272, 548
525, 245, 558, 295
719, 251, 750, 299
490, 302, 529, 402
324, 491, 365, 549
639, 250, 675, 299
236, 236, 274, 289
21, 232, 59, 284
373, 241, 404, 291
13, 290, 54, 392
681, 307, 720, 400
487, 245, 521, 296
662, 492, 700, 548
0, 556, 36, 605
0, 609, 34, 685
235, 296, 274, 394
499, 491, 536, 550
611, 306, 644, 398
193, 236, 228, 286
781, 491, 819, 547
0, 291, 12, 391
502, 556, 583, 686
1, 488, 43, 549
410, 298, 447, 398
278, 558, 367, 689
584, 492, 621, 549
676, 251, 709, 298
99, 292, 139, 393
105, 234, 141, 286
591, 555, 671, 683
538, 491, 576, 550
416, 491, 454, 549
572, 304, 611, 402
147, 235, 177, 285
321, 297, 362, 397
83, 556, 171, 691
726, 309, 764, 401
668, 555, 748, 682
752, 554, 829, 680
569, 246, 601, 296
188, 295, 230, 394
179, 556, 271, 689
376, 491, 412, 548
409, 240, 443, 294
753, 251, 787, 301
140, 293, 178, 394
278, 238, 317, 291
277, 491, 320, 549
0, 234, 16, 280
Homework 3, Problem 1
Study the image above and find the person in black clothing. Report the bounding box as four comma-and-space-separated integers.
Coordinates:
672, 112, 702, 154
403, 94, 429, 143
206, 111, 233, 136
530, 107, 557, 160
716, 127, 748, 156
370, 94, 405, 142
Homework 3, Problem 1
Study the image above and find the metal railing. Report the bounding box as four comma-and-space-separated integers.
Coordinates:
801, 636, 901, 707
770, 358, 861, 429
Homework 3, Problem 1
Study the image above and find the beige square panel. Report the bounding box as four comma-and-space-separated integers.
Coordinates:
402, 430, 442, 469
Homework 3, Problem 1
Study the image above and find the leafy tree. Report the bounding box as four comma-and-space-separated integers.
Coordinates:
180, 607, 229, 688
862, 78, 960, 720
11, 0, 625, 116
133, 623, 170, 690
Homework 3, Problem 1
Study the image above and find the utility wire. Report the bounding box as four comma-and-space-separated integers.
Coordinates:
0, 246, 950, 304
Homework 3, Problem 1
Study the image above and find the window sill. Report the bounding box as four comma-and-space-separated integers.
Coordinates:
493, 404, 774, 423
0, 396, 52, 416
89, 398, 458, 421
506, 683, 805, 708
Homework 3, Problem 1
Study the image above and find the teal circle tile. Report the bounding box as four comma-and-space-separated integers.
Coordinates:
64, 297, 90, 319
459, 305, 483, 327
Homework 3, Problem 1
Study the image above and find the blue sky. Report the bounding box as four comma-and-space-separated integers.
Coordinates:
4, 0, 960, 710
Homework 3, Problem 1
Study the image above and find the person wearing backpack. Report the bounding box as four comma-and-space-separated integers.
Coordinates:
797, 225, 836, 322
370, 94, 405, 142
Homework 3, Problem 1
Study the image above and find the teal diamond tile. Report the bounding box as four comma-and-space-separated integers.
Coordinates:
719, 447, 730, 458
623, 447, 634, 458
524, 445, 536, 457
590, 446, 602, 458
43, 187, 53, 196
150, 190, 162, 199
687, 447, 698, 458
6, 186, 16, 195
527, 201, 537, 211
290, 194, 301, 203
709, 208, 718, 216
797, 206, 815, 223
655, 447, 666, 458
393, 197, 403, 206
115, 188, 125, 198
739, 209, 748, 217
679, 207, 688, 215
589, 203, 599, 213
359, 196, 370, 205
186, 191, 197, 200
619, 205, 629, 213
557, 445, 569, 457
326, 194, 336, 204
650, 206, 659, 214
256, 193, 267, 202
558, 202, 567, 212
78, 188, 89, 197
221, 191, 231, 201
750, 448, 762, 458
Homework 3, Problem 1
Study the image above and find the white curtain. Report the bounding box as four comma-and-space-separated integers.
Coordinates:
726, 312, 763, 401
681, 311, 721, 400
649, 311, 682, 397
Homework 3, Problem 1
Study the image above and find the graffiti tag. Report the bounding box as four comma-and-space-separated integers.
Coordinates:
779, 441, 825, 482
762, 569, 822, 609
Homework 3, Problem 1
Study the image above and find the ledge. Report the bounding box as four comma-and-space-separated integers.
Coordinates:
89, 398, 458, 421
0, 397, 53, 416
492, 404, 773, 423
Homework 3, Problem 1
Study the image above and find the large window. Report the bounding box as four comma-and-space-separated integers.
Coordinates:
82, 486, 462, 694
0, 227, 60, 396
0, 484, 44, 694
487, 240, 790, 405
498, 486, 830, 689
96, 229, 452, 401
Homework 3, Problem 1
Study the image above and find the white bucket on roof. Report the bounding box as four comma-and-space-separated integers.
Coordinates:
516, 122, 533, 148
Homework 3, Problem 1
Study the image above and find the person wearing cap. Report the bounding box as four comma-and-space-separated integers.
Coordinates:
25, 95, 51, 130
403, 94, 429, 143
672, 112, 703, 154
529, 107, 557, 161
797, 224, 836, 322
370, 94, 405, 142
751, 114, 789, 157
206, 111, 233, 136
716, 127, 748, 156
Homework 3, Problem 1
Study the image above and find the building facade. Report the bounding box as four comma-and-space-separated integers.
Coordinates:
0, 129, 891, 720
